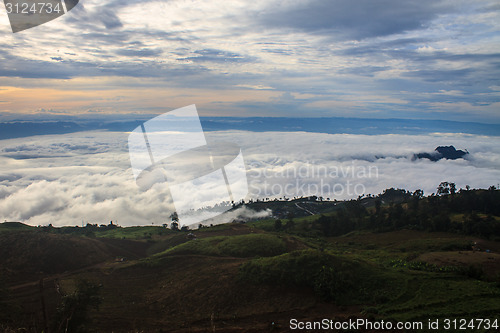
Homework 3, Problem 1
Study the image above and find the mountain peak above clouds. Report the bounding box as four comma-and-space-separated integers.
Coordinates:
413, 146, 469, 162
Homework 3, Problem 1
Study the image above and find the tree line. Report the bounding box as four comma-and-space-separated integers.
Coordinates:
278, 183, 500, 239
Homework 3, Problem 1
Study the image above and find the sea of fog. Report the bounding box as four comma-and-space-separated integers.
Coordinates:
0, 127, 499, 227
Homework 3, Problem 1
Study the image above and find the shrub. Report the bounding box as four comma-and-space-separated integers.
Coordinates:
165, 236, 223, 256
441, 242, 473, 251
52, 279, 102, 333
239, 250, 360, 302
146, 234, 190, 255
313, 264, 355, 301
217, 234, 286, 257
464, 265, 484, 280
390, 259, 464, 274
162, 234, 287, 258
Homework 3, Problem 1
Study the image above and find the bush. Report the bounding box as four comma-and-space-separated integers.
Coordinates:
239, 250, 360, 302
52, 279, 102, 333
0, 281, 11, 323
390, 259, 465, 274
441, 242, 473, 251
217, 234, 286, 257
146, 234, 190, 255
0, 279, 21, 326
464, 265, 484, 280
313, 264, 355, 301
165, 236, 223, 256
162, 234, 286, 258
239, 250, 330, 285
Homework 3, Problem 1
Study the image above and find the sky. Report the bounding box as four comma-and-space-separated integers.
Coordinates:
0, 0, 499, 122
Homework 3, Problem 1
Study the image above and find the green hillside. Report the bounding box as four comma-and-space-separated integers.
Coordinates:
0, 187, 499, 332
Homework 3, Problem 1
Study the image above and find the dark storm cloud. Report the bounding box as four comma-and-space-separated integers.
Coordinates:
0, 48, 100, 79
409, 53, 500, 86
404, 68, 471, 83
115, 48, 163, 57
91, 62, 210, 79
340, 38, 429, 56
427, 52, 500, 62
178, 49, 255, 63
0, 62, 75, 79
0, 44, 260, 87
337, 38, 500, 89
341, 43, 500, 71
79, 31, 129, 44
99, 9, 123, 29
61, 1, 122, 31
338, 66, 390, 77
258, 0, 454, 40
478, 2, 500, 12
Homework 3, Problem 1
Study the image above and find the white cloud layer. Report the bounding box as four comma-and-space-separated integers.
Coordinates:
0, 130, 499, 227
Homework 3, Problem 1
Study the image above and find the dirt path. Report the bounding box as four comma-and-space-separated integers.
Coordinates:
294, 202, 315, 215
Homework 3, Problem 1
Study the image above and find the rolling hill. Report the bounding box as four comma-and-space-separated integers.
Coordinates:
1, 187, 499, 332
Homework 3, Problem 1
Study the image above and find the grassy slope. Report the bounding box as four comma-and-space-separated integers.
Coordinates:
1, 221, 499, 332
325, 230, 500, 323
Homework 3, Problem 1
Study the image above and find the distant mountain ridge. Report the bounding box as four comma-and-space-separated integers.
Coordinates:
0, 117, 499, 140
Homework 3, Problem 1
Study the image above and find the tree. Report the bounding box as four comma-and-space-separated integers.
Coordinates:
375, 199, 381, 215
437, 182, 456, 196
0, 279, 13, 324
317, 215, 332, 236
171, 221, 179, 231
284, 219, 295, 231
274, 219, 282, 231
53, 280, 102, 333
431, 213, 450, 232
450, 183, 456, 195
170, 212, 179, 231
410, 189, 423, 211
413, 189, 424, 199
